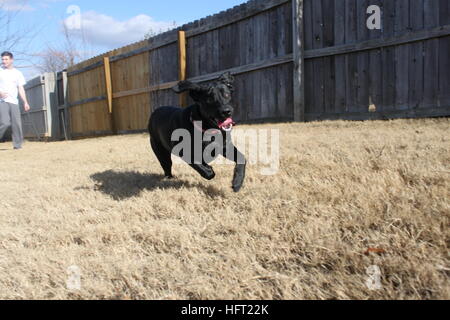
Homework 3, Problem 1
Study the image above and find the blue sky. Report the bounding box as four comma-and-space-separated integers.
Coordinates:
1, 0, 248, 78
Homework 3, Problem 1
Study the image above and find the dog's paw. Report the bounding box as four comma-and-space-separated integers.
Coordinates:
199, 166, 215, 180
232, 164, 246, 192
232, 174, 244, 192
232, 172, 244, 192
203, 168, 216, 181
232, 182, 243, 193
191, 164, 216, 181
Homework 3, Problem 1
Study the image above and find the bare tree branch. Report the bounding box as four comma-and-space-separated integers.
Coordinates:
0, 0, 43, 68
33, 21, 86, 73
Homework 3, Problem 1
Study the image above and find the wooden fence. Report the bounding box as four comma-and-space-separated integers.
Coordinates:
303, 0, 450, 121
61, 0, 449, 139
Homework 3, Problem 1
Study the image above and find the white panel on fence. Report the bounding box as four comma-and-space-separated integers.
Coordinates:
20, 72, 61, 140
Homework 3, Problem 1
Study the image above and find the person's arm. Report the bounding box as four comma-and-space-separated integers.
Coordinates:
18, 85, 30, 112
0, 91, 7, 99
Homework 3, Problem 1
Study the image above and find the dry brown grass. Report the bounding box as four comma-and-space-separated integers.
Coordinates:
0, 118, 448, 300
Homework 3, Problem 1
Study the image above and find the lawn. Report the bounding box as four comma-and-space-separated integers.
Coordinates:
0, 118, 448, 299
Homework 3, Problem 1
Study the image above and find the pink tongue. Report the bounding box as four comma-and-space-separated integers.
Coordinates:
218, 118, 235, 129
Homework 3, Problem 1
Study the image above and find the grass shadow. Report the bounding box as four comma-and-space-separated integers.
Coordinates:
90, 170, 226, 201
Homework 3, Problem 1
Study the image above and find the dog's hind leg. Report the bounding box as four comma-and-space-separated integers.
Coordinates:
150, 138, 173, 178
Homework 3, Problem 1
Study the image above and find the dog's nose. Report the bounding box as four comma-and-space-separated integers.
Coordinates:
221, 109, 232, 118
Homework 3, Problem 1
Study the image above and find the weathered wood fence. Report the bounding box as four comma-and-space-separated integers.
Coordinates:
54, 0, 449, 139
303, 0, 450, 121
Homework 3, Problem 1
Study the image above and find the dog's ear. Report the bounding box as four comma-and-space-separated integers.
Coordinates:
172, 80, 201, 94
218, 72, 235, 91
172, 80, 210, 102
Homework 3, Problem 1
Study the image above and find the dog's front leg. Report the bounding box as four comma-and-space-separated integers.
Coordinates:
173, 140, 216, 180
189, 163, 216, 180
224, 143, 246, 192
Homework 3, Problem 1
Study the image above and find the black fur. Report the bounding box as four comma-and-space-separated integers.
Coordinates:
148, 72, 246, 192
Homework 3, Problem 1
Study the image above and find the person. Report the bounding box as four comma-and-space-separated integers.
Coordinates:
0, 51, 30, 150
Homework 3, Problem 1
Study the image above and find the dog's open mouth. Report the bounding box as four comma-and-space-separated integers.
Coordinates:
217, 118, 235, 132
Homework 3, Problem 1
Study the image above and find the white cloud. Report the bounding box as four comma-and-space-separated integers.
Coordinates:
38, 0, 67, 9
0, 0, 34, 11
64, 10, 176, 49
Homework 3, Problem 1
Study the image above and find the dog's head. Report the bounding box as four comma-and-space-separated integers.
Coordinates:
172, 72, 235, 131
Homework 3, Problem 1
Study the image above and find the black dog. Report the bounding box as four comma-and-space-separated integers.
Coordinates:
148, 72, 246, 192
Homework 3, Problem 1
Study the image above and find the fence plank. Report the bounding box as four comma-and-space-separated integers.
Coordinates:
244, 16, 255, 120
68, 96, 106, 108
261, 10, 272, 118
440, 0, 450, 26
252, 14, 263, 118
439, 36, 450, 106
395, 0, 410, 111
381, 0, 396, 111
423, 0, 440, 108
345, 0, 357, 112
304, 0, 314, 114
439, 1, 450, 106
322, 0, 335, 114
293, 0, 305, 121
356, 0, 370, 113
409, 0, 425, 109
334, 0, 346, 114
312, 0, 325, 114
368, 0, 382, 113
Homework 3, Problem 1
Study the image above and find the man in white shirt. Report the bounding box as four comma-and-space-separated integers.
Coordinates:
0, 51, 30, 150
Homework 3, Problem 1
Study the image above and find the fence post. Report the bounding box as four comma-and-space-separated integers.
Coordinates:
44, 72, 58, 139
104, 56, 116, 134
178, 30, 187, 107
62, 71, 72, 140
292, 0, 305, 122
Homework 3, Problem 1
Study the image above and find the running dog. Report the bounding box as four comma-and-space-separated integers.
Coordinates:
148, 72, 246, 192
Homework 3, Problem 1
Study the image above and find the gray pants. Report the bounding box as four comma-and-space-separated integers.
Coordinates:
0, 101, 24, 149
